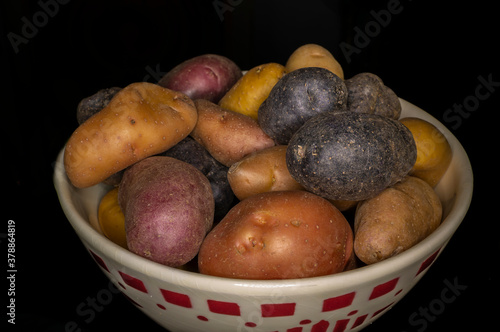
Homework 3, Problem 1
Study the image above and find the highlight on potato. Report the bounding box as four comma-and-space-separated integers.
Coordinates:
64, 44, 452, 279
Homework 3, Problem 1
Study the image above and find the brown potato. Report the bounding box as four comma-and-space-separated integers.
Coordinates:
190, 99, 275, 167
354, 176, 442, 264
64, 82, 197, 188
285, 43, 344, 79
218, 63, 286, 120
198, 190, 353, 279
227, 145, 304, 200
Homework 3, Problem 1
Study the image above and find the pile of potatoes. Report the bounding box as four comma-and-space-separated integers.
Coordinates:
65, 44, 452, 280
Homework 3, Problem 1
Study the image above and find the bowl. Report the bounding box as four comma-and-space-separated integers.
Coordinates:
54, 99, 473, 332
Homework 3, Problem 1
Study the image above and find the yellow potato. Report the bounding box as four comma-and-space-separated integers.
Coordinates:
218, 63, 286, 120
400, 117, 452, 187
286, 44, 344, 79
98, 187, 127, 248
64, 82, 197, 188
227, 145, 304, 200
354, 176, 442, 264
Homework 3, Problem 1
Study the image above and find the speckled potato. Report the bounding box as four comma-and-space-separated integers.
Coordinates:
345, 72, 401, 119
285, 43, 344, 79
227, 145, 304, 200
400, 117, 453, 187
218, 63, 286, 120
258, 67, 347, 145
354, 176, 442, 264
64, 82, 197, 188
76, 87, 122, 124
287, 111, 417, 201
118, 156, 214, 267
198, 190, 353, 279
190, 99, 275, 167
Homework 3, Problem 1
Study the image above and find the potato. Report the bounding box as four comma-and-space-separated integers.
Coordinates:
118, 156, 214, 267
162, 136, 235, 221
64, 82, 197, 188
158, 54, 242, 103
400, 117, 453, 187
227, 145, 303, 200
354, 176, 442, 264
190, 99, 275, 167
218, 63, 286, 120
76, 87, 122, 124
198, 190, 353, 279
285, 43, 344, 79
345, 72, 401, 119
98, 187, 127, 248
258, 67, 347, 144
287, 111, 417, 201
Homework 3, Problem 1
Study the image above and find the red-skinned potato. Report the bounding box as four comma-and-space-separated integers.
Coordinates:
190, 99, 275, 167
118, 156, 214, 267
158, 54, 242, 103
198, 191, 353, 279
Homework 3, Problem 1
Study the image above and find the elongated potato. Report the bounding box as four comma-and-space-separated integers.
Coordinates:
285, 43, 344, 79
227, 145, 304, 200
400, 117, 453, 187
64, 82, 197, 188
354, 176, 442, 264
218, 63, 286, 120
191, 99, 275, 167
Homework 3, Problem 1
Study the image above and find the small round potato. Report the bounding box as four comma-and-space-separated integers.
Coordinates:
286, 43, 344, 79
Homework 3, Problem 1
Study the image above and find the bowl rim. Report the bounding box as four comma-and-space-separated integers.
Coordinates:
54, 98, 473, 295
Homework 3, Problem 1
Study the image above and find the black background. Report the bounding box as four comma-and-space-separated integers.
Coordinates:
3, 0, 498, 331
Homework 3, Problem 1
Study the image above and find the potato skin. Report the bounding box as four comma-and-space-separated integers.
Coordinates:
287, 111, 417, 201
98, 187, 127, 249
400, 117, 453, 187
76, 87, 122, 124
354, 176, 442, 264
198, 190, 353, 279
218, 63, 286, 120
258, 67, 347, 145
345, 73, 401, 119
286, 43, 344, 79
64, 82, 198, 188
227, 145, 304, 200
162, 136, 235, 221
190, 99, 275, 167
118, 156, 214, 267
158, 54, 242, 103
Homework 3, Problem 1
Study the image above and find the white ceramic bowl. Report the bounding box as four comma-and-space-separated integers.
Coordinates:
54, 99, 473, 332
